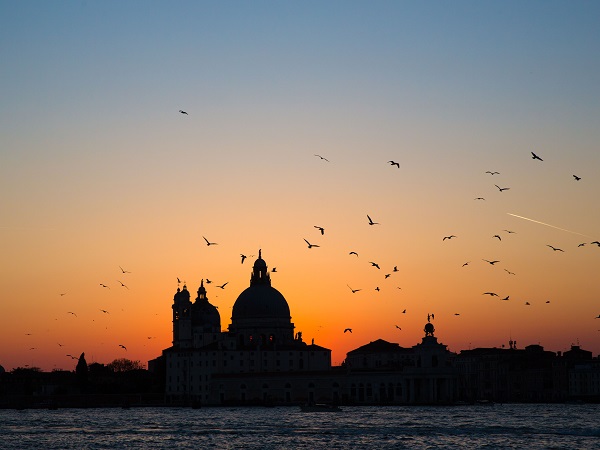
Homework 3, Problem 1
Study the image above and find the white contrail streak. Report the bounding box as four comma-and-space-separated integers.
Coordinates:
507, 213, 591, 238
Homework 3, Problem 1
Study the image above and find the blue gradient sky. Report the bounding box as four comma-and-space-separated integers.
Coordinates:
1, 1, 599, 371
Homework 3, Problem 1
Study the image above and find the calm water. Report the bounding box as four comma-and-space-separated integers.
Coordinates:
0, 404, 598, 449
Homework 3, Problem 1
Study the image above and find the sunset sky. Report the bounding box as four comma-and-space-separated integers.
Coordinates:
1, 1, 599, 372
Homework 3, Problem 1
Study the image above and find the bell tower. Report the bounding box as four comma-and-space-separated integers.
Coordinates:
172, 284, 192, 348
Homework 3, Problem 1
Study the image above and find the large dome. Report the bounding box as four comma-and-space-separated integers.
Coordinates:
232, 284, 290, 320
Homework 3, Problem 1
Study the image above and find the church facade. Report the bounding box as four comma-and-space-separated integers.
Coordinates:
155, 251, 457, 405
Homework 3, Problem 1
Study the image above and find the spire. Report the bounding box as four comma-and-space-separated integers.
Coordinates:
250, 249, 271, 286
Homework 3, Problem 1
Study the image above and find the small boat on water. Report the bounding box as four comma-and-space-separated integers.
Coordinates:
300, 403, 342, 412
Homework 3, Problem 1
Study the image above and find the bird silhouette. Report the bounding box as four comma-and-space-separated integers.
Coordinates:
67, 311, 77, 317
388, 160, 400, 168
384, 274, 391, 279
393, 266, 398, 272
454, 313, 460, 316
443, 235, 456, 241
217, 282, 228, 289
203, 236, 217, 246
314, 154, 329, 162
349, 251, 359, 257
578, 243, 586, 247
344, 328, 352, 333
546, 300, 550, 304
119, 266, 131, 274
595, 315, 600, 319
119, 344, 127, 350
502, 296, 510, 301
59, 292, 67, 296
179, 110, 188, 115
495, 184, 510, 192
531, 152, 543, 161
504, 269, 515, 275
57, 343, 64, 347
100, 309, 109, 314
314, 226, 325, 235
66, 354, 78, 360
304, 238, 320, 249
525, 302, 531, 305
395, 325, 401, 330
369, 262, 380, 269
503, 230, 516, 234
177, 277, 181, 284
240, 254, 247, 264
474, 197, 485, 200
375, 287, 380, 291
485, 171, 500, 175
347, 284, 361, 293
547, 245, 564, 252
573, 175, 581, 181
100, 283, 110, 289
483, 259, 500, 265
402, 309, 406, 314
462, 261, 470, 267
367, 214, 379, 225
117, 280, 129, 289
590, 241, 600, 247
272, 267, 277, 272
493, 235, 502, 241
205, 279, 212, 284
483, 292, 499, 297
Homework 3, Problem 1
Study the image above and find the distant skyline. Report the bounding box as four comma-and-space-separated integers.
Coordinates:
1, 1, 599, 371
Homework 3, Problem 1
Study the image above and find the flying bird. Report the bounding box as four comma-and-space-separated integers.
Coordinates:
343, 328, 352, 333
272, 267, 277, 272
100, 283, 110, 289
503, 230, 516, 234
369, 262, 380, 269
531, 152, 543, 161
100, 309, 109, 314
483, 292, 499, 297
66, 354, 78, 360
462, 261, 470, 267
502, 296, 510, 301
547, 245, 564, 252
454, 313, 461, 316
443, 235, 456, 241
240, 254, 247, 264
217, 282, 228, 289
578, 243, 586, 247
117, 280, 129, 289
504, 269, 515, 275
119, 266, 131, 274
590, 241, 600, 247
402, 309, 406, 314
493, 235, 502, 240
485, 171, 500, 175
525, 302, 531, 306
474, 197, 486, 200
59, 292, 67, 296
314, 154, 329, 161
573, 175, 581, 181
67, 311, 77, 317
349, 251, 359, 257
375, 287, 380, 291
388, 160, 400, 168
367, 215, 379, 225
205, 279, 212, 284
495, 185, 510, 192
119, 344, 127, 350
546, 300, 551, 304
179, 110, 188, 115
393, 266, 398, 272
203, 236, 217, 246
384, 274, 391, 279
314, 226, 325, 235
347, 285, 361, 294
304, 238, 320, 249
483, 259, 500, 265
395, 325, 401, 330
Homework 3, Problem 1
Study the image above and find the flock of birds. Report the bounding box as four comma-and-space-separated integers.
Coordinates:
19, 111, 599, 371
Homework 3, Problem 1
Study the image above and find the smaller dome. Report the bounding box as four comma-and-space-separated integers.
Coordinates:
253, 249, 267, 270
